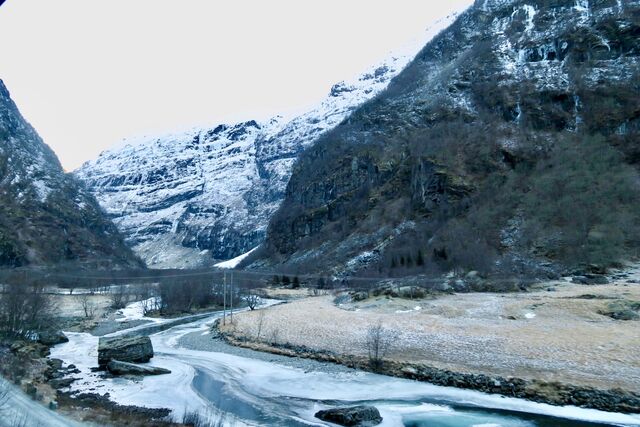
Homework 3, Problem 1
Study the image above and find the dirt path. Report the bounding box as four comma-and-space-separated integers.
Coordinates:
221, 276, 640, 392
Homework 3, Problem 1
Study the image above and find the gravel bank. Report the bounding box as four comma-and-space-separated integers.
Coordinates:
178, 328, 358, 375
218, 275, 640, 394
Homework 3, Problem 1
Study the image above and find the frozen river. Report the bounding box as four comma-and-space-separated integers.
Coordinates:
49, 302, 640, 427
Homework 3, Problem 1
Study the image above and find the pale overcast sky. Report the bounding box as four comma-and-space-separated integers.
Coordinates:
0, 1, 471, 170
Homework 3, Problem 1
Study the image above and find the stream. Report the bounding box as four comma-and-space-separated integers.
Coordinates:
49, 303, 640, 427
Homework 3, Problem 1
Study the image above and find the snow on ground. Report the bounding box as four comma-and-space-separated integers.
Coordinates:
48, 298, 640, 426
75, 3, 473, 270
215, 247, 258, 269
0, 378, 83, 427
115, 297, 161, 323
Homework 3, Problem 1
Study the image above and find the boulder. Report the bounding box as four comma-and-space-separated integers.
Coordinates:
315, 406, 383, 427
98, 335, 153, 368
49, 378, 76, 389
107, 360, 171, 376
38, 331, 69, 346
11, 340, 49, 358
351, 291, 369, 302
572, 275, 609, 285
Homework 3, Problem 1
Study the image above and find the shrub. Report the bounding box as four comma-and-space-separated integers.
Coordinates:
366, 322, 393, 372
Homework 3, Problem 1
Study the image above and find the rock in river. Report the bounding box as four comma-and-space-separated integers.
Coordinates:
315, 406, 383, 426
38, 330, 69, 346
98, 335, 153, 368
107, 360, 171, 376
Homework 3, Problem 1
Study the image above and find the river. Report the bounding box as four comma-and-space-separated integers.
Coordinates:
49, 302, 640, 427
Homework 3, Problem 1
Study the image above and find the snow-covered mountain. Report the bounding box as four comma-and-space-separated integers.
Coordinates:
0, 80, 140, 268
75, 12, 465, 268
255, 0, 640, 276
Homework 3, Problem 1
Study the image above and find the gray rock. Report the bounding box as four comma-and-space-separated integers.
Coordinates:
351, 291, 369, 302
315, 406, 383, 426
572, 275, 609, 285
47, 358, 64, 370
107, 360, 171, 376
49, 378, 76, 389
585, 274, 609, 285
98, 335, 154, 368
38, 331, 69, 346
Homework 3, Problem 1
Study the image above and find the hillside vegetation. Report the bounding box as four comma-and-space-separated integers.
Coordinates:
253, 0, 640, 280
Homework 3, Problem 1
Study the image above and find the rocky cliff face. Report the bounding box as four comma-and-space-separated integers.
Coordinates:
256, 0, 640, 277
75, 15, 463, 269
0, 80, 141, 268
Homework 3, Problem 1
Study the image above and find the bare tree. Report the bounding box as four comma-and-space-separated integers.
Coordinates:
366, 322, 392, 371
255, 310, 266, 341
0, 283, 57, 339
109, 285, 128, 310
75, 293, 96, 319
269, 328, 279, 346
141, 295, 160, 316
245, 293, 261, 311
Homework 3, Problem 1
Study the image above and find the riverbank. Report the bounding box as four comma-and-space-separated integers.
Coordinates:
39, 291, 640, 426
216, 274, 640, 414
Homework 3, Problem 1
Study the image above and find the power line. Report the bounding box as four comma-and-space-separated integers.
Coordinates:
0, 266, 542, 284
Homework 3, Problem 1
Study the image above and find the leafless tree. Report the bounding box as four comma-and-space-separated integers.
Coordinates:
366, 321, 393, 371
244, 293, 261, 311
109, 285, 128, 310
255, 310, 266, 341
0, 283, 57, 339
141, 294, 161, 316
269, 328, 280, 346
75, 293, 96, 319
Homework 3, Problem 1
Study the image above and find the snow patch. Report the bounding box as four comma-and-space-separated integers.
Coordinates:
215, 247, 258, 269
32, 179, 52, 203
116, 297, 161, 323
75, 3, 473, 269
523, 5, 536, 32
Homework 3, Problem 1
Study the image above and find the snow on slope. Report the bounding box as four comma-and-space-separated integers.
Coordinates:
75, 8, 469, 269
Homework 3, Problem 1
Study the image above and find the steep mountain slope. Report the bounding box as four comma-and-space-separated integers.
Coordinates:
255, 0, 640, 279
0, 80, 141, 268
76, 14, 464, 269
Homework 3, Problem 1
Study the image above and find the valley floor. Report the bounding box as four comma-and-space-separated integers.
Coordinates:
219, 272, 640, 394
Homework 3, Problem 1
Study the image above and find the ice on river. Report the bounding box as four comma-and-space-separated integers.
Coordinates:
49, 301, 640, 426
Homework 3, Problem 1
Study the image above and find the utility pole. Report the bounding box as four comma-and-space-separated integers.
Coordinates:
223, 271, 227, 325
230, 271, 234, 323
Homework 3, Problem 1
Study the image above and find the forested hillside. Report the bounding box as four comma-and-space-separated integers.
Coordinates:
254, 0, 640, 280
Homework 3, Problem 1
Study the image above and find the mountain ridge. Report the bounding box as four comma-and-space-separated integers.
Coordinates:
0, 79, 142, 268
251, 0, 640, 280
75, 12, 466, 269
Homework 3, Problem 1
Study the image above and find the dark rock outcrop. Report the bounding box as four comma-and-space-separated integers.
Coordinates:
98, 335, 154, 368
38, 331, 69, 346
572, 275, 610, 285
0, 80, 141, 268
315, 406, 383, 427
257, 0, 640, 276
74, 31, 442, 268
107, 360, 171, 376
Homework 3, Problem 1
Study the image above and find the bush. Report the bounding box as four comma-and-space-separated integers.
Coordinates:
366, 322, 393, 372
0, 282, 57, 339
